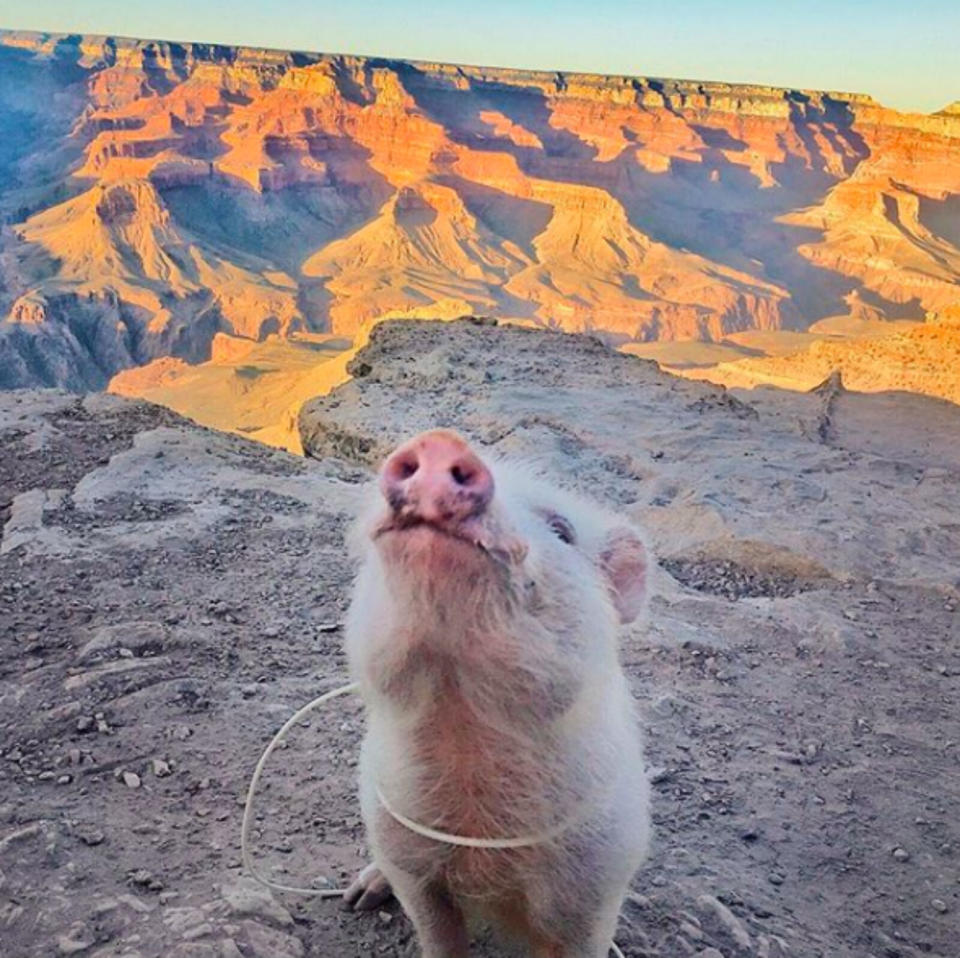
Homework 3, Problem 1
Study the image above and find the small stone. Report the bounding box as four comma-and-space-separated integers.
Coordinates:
768, 872, 785, 885
151, 758, 171, 778
240, 684, 259, 699
76, 825, 105, 846
932, 898, 948, 913
57, 927, 95, 955
122, 771, 141, 789
163, 905, 208, 936
892, 847, 910, 862
238, 920, 304, 958
220, 940, 245, 958
696, 894, 751, 951
116, 893, 153, 914
75, 716, 94, 733
90, 897, 120, 917
57, 774, 72, 785
220, 877, 293, 927
38, 771, 55, 781
378, 910, 393, 924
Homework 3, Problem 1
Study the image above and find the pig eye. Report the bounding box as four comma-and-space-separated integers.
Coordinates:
545, 513, 575, 545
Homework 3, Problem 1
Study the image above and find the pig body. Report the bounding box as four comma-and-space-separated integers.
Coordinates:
344, 430, 651, 958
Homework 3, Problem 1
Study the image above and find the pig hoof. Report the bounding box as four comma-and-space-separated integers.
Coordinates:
344, 863, 394, 911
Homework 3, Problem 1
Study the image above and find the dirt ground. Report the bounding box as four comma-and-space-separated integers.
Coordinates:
2, 320, 959, 958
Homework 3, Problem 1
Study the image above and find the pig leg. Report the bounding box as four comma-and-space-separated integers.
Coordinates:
391, 875, 470, 958
343, 862, 394, 911
528, 913, 620, 958
525, 874, 630, 958
530, 913, 620, 958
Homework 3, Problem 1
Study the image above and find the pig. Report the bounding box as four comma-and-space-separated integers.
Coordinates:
342, 429, 651, 958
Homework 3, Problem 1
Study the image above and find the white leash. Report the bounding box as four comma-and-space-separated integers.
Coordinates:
241, 681, 626, 956
240, 682, 359, 897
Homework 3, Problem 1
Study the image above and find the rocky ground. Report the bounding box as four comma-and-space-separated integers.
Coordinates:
2, 319, 959, 958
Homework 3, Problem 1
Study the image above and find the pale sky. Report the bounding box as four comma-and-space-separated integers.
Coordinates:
0, 0, 957, 114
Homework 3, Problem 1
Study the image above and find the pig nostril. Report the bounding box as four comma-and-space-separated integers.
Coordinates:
390, 455, 418, 481
450, 464, 474, 486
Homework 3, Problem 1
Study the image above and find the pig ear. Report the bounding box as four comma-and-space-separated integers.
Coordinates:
600, 528, 649, 624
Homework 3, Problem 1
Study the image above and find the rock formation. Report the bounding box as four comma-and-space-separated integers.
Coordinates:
681, 306, 960, 404
1, 30, 959, 390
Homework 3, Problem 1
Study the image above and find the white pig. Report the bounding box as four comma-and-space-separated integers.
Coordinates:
343, 429, 651, 958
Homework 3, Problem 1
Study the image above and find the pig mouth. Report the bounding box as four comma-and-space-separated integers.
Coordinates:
374, 514, 487, 549
373, 515, 525, 567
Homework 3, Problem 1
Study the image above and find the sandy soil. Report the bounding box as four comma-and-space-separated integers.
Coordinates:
2, 320, 959, 958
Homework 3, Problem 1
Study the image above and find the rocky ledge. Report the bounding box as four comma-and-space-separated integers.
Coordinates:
2, 319, 958, 957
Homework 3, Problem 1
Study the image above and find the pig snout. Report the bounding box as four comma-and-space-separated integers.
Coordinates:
380, 430, 494, 527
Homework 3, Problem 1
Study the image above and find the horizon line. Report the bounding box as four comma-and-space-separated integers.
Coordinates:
3, 22, 956, 118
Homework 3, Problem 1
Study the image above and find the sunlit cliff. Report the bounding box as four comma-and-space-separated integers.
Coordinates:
1, 30, 958, 395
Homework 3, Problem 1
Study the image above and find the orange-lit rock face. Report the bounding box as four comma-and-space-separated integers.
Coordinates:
1, 30, 959, 389
681, 308, 960, 407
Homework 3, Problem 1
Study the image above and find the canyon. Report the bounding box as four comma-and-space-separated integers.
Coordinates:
1, 29, 958, 420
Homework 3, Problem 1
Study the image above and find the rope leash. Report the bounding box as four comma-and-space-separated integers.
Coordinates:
240, 682, 359, 897
241, 681, 626, 957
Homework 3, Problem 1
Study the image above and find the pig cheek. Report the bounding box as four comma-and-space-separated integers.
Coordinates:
518, 556, 589, 645
522, 578, 543, 614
